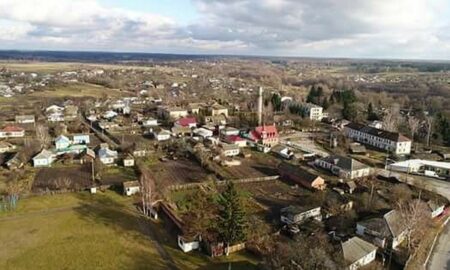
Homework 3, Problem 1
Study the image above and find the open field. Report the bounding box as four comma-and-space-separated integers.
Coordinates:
0, 191, 259, 270
0, 62, 83, 73
31, 82, 123, 98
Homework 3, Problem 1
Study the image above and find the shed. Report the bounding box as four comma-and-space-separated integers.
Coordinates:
123, 181, 140, 196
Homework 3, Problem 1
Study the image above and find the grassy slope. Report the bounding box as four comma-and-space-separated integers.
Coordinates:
0, 191, 258, 270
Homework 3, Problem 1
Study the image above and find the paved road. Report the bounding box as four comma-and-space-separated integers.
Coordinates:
378, 170, 450, 270
428, 222, 450, 270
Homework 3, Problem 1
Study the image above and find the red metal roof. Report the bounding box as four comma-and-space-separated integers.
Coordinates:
225, 135, 244, 142
176, 117, 197, 127
1, 126, 24, 132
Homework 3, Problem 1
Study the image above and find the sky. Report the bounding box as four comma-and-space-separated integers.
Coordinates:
0, 0, 449, 60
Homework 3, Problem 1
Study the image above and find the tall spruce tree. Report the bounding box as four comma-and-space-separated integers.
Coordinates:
216, 181, 246, 248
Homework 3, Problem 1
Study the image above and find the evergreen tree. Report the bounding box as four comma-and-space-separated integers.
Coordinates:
271, 93, 282, 112
216, 181, 246, 247
367, 102, 378, 121
342, 100, 357, 121
306, 86, 317, 103
322, 98, 330, 110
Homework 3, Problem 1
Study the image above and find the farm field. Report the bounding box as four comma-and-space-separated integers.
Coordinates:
32, 164, 92, 192
0, 191, 258, 270
222, 152, 279, 179
149, 157, 211, 187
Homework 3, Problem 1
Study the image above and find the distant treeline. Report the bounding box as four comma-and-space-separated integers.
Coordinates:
351, 61, 450, 73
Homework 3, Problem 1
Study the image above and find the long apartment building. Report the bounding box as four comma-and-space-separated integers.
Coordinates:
344, 122, 411, 155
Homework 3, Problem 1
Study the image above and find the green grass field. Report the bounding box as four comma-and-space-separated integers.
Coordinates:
0, 191, 258, 270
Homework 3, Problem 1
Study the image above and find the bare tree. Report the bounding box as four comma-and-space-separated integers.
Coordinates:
426, 116, 434, 147
383, 105, 401, 132
397, 199, 431, 252
408, 116, 420, 148
137, 162, 156, 217
36, 124, 51, 148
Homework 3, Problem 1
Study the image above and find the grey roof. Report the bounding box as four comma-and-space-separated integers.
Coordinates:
342, 237, 377, 264
384, 210, 407, 238
319, 155, 369, 171
221, 143, 240, 151
346, 122, 411, 142
281, 205, 320, 216
357, 218, 391, 238
34, 149, 54, 160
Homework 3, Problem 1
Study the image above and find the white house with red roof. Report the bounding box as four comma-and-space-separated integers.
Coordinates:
247, 125, 279, 148
0, 126, 25, 138
174, 117, 197, 129
223, 135, 247, 148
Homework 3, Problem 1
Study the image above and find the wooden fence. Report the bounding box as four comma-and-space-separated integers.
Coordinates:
167, 175, 279, 191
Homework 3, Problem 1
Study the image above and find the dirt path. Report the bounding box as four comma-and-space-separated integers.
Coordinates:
137, 216, 180, 270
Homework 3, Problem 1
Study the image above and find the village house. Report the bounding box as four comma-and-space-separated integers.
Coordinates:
222, 135, 247, 148
45, 105, 64, 114
356, 210, 407, 250
345, 122, 411, 155
15, 115, 35, 124
171, 126, 192, 137
315, 155, 371, 179
72, 134, 90, 145
193, 127, 213, 139
76, 148, 96, 164
123, 181, 140, 196
174, 117, 197, 129
278, 162, 326, 190
64, 105, 78, 121
280, 205, 322, 225
220, 143, 240, 157
102, 110, 118, 120
142, 117, 158, 127
187, 103, 203, 114
220, 127, 240, 137
0, 126, 25, 138
151, 127, 171, 141
98, 145, 118, 165
208, 104, 228, 117
33, 149, 56, 167
55, 135, 71, 150
271, 145, 294, 159
342, 237, 377, 270
6, 152, 24, 170
123, 155, 135, 167
428, 200, 446, 218
247, 125, 279, 148
157, 106, 188, 119
204, 115, 227, 126
0, 141, 16, 153
302, 103, 325, 121
98, 121, 119, 130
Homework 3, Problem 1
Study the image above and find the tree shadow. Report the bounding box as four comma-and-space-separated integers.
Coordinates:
72, 192, 179, 270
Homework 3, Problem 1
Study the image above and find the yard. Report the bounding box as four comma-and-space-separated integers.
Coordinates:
148, 157, 212, 187
32, 164, 93, 192
0, 191, 259, 270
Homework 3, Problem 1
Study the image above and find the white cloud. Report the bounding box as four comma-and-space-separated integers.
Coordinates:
0, 0, 449, 59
